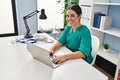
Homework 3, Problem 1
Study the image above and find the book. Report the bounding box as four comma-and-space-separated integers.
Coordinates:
100, 16, 112, 30
93, 13, 105, 29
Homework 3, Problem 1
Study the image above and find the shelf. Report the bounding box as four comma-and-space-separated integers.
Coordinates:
104, 28, 120, 38
90, 27, 104, 32
97, 48, 119, 65
93, 2, 120, 6
90, 27, 120, 38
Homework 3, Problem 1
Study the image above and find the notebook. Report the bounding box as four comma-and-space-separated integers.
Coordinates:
27, 43, 71, 68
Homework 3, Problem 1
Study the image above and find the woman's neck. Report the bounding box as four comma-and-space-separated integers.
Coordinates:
72, 23, 81, 32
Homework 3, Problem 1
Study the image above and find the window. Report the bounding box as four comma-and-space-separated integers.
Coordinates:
0, 0, 18, 37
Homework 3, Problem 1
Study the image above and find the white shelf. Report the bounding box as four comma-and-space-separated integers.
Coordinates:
93, 2, 120, 6
90, 27, 104, 32
104, 28, 120, 38
90, 27, 120, 38
97, 48, 119, 65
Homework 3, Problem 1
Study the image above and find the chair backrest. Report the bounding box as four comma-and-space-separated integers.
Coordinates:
91, 35, 100, 65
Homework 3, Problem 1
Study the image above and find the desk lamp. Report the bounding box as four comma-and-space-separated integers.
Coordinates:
23, 9, 47, 38
39, 9, 47, 19
38, 9, 48, 33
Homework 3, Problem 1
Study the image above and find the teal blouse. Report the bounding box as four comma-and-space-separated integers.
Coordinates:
58, 25, 93, 64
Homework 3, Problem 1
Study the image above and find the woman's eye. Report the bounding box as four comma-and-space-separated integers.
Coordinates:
66, 15, 69, 17
71, 14, 75, 17
66, 14, 75, 17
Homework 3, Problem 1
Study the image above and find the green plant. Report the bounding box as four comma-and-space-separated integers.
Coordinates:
103, 43, 109, 49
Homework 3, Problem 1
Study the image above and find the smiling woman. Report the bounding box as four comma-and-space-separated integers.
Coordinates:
0, 0, 18, 37
49, 4, 92, 64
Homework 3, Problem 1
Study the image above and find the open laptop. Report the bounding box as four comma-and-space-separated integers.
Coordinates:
27, 43, 70, 68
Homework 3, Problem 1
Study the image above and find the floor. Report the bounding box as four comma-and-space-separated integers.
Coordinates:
93, 64, 114, 80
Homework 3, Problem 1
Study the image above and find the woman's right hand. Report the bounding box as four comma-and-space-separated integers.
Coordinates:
49, 49, 55, 55
49, 41, 62, 55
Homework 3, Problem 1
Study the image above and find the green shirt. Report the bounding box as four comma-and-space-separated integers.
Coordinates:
58, 25, 93, 64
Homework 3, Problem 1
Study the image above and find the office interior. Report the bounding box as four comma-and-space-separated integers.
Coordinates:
0, 0, 120, 80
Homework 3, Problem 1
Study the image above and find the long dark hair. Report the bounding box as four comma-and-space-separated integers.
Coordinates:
67, 4, 82, 16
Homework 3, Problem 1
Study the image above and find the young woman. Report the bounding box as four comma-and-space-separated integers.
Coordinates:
49, 4, 93, 64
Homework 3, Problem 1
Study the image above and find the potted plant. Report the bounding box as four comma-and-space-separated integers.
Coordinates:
103, 43, 109, 52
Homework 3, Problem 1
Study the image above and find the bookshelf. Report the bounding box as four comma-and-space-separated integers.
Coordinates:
80, 0, 120, 79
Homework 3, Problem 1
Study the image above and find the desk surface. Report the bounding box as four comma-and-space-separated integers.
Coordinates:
0, 33, 108, 80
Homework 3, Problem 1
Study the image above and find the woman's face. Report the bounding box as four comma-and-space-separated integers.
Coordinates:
66, 9, 81, 27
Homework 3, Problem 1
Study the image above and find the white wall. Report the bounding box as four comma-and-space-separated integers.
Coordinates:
15, 0, 64, 35
37, 0, 64, 30
16, 0, 37, 35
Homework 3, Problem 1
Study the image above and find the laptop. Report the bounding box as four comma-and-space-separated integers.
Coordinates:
27, 43, 71, 68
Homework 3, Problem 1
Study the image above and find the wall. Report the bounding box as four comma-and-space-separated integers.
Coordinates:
109, 0, 120, 3
37, 0, 64, 30
103, 0, 120, 52
15, 0, 37, 35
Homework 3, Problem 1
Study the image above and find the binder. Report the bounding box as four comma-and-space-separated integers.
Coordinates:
93, 13, 105, 28
80, 5, 91, 26
100, 16, 112, 30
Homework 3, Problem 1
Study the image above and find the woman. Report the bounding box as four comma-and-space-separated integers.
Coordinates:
49, 4, 93, 64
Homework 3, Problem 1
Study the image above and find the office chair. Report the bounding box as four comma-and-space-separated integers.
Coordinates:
91, 35, 100, 65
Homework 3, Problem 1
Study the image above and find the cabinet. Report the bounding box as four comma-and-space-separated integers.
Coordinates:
80, 0, 120, 79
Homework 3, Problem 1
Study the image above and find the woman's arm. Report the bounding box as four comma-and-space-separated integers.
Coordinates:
66, 51, 85, 60
49, 41, 62, 54
52, 51, 85, 64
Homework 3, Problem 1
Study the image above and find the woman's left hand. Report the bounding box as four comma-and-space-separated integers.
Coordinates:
52, 55, 67, 64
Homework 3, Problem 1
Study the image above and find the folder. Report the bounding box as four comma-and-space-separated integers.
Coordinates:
100, 16, 112, 30
93, 13, 105, 28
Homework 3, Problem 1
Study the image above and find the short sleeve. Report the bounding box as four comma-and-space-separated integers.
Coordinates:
57, 26, 70, 45
78, 28, 92, 57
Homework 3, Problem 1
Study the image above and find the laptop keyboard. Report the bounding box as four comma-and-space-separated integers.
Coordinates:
50, 55, 60, 67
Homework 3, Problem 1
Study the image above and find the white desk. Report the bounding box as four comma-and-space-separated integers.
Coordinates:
0, 34, 108, 80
